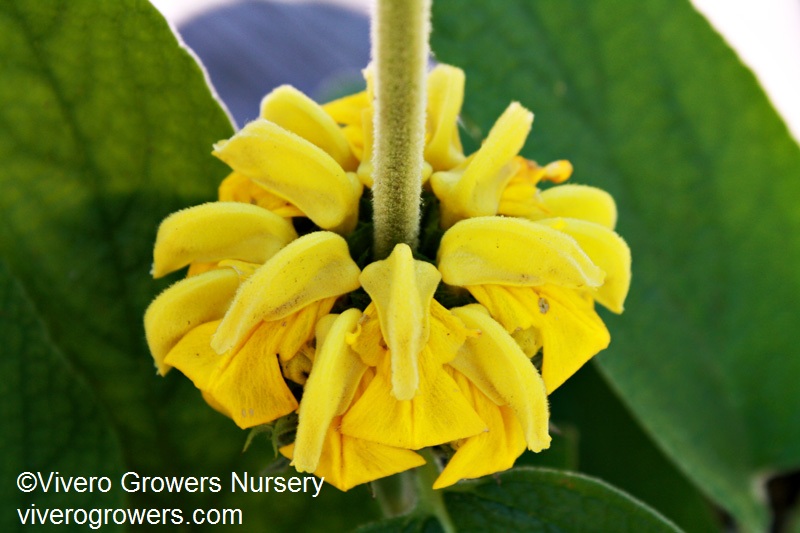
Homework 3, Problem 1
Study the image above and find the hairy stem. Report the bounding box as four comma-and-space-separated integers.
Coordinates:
371, 0, 430, 259
414, 449, 457, 533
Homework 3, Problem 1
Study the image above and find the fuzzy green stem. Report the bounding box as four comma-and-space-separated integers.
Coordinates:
371, 0, 430, 259
414, 449, 457, 533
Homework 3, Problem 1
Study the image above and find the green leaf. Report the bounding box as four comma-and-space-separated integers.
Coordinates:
0, 0, 234, 475
522, 364, 719, 533
432, 0, 800, 530
359, 468, 681, 533
0, 261, 125, 531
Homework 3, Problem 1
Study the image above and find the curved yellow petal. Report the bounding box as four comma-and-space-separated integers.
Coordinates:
427, 299, 471, 366
294, 309, 368, 473
450, 305, 551, 452
425, 64, 466, 170
496, 159, 573, 219
537, 218, 631, 313
322, 90, 369, 126
438, 216, 604, 289
465, 284, 534, 333
145, 268, 239, 375
347, 303, 386, 367
213, 119, 362, 233
341, 350, 486, 449
275, 296, 338, 362
470, 285, 610, 393
163, 320, 222, 391
218, 172, 304, 218
360, 244, 441, 400
433, 371, 527, 489
535, 287, 609, 393
212, 232, 361, 354
151, 202, 297, 278
282, 416, 426, 492
540, 184, 617, 229
281, 345, 314, 385
431, 102, 532, 227
164, 317, 300, 429
260, 85, 357, 170
356, 107, 375, 187
208, 321, 299, 428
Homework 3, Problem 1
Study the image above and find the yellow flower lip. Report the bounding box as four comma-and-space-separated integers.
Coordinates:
260, 85, 358, 171
359, 243, 441, 400
144, 268, 239, 375
450, 304, 551, 452
431, 102, 533, 227
213, 118, 362, 233
151, 201, 298, 278
437, 216, 605, 289
293, 309, 367, 473
211, 232, 361, 354
539, 184, 618, 229
425, 64, 466, 171
537, 217, 631, 313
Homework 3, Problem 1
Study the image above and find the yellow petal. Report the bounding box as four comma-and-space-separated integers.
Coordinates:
533, 286, 610, 393
212, 232, 361, 353
540, 184, 617, 229
496, 159, 573, 219
322, 90, 369, 126
341, 350, 486, 449
512, 327, 542, 358
431, 102, 532, 227
218, 172, 304, 218
425, 64, 466, 170
347, 303, 386, 367
360, 244, 441, 400
152, 202, 297, 278
163, 318, 300, 428
294, 309, 368, 473
260, 85, 358, 171
163, 320, 222, 390
438, 216, 604, 289
450, 305, 550, 452
280, 344, 314, 385
433, 371, 527, 489
537, 218, 631, 313
145, 268, 239, 375
213, 119, 362, 233
282, 416, 425, 492
488, 285, 611, 394
275, 296, 338, 362
426, 299, 471, 365
470, 285, 609, 393
207, 321, 299, 428
356, 107, 375, 187
201, 390, 231, 418
465, 284, 534, 333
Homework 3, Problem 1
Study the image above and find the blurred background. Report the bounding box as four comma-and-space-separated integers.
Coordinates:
150, 0, 800, 139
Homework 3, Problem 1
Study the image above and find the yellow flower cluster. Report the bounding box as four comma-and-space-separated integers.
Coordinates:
144, 65, 631, 491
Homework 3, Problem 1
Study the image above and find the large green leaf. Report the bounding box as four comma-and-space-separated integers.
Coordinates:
0, 0, 235, 481
526, 364, 720, 532
432, 0, 800, 530
358, 468, 681, 532
0, 1, 383, 530
0, 262, 125, 531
